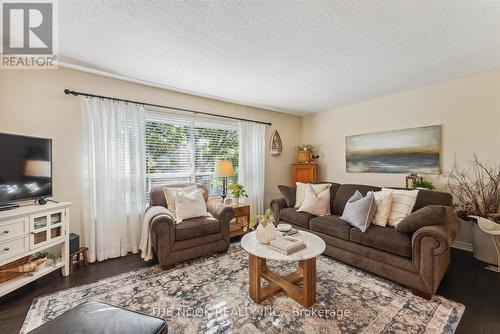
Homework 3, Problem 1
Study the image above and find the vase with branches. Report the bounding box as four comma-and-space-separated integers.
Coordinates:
448, 154, 500, 224
448, 154, 500, 265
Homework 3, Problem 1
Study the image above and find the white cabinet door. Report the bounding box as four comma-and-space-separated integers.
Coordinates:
29, 209, 65, 250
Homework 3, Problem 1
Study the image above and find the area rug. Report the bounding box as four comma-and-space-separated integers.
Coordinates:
21, 244, 464, 333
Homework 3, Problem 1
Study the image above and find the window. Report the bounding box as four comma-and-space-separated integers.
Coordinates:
145, 110, 239, 197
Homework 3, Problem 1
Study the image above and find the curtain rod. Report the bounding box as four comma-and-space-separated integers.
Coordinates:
64, 89, 272, 126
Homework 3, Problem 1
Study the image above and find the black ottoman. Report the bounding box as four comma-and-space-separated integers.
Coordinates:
28, 301, 167, 334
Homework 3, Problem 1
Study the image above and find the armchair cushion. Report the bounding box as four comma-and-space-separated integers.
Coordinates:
396, 205, 452, 234
175, 216, 220, 241
174, 188, 208, 222
163, 184, 198, 215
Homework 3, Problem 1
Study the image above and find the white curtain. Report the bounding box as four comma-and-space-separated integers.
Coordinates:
238, 121, 266, 215
81, 98, 146, 263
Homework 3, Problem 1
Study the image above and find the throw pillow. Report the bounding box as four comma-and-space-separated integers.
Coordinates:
396, 205, 452, 233
278, 185, 296, 207
163, 185, 197, 217
371, 189, 393, 227
294, 182, 331, 208
174, 188, 208, 223
384, 188, 419, 227
340, 190, 376, 232
297, 183, 331, 216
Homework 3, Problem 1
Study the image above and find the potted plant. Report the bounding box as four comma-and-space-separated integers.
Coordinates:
295, 144, 319, 163
413, 180, 435, 190
448, 154, 500, 264
227, 183, 248, 205
250, 209, 277, 244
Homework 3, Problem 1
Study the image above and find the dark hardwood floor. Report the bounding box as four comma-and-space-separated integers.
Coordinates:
0, 247, 498, 334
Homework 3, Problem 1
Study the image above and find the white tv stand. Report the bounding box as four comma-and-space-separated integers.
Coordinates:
0, 202, 72, 297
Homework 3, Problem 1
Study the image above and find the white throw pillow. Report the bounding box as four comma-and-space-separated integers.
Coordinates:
371, 189, 393, 227
294, 182, 331, 208
384, 188, 419, 227
163, 185, 197, 217
297, 183, 331, 216
174, 188, 208, 223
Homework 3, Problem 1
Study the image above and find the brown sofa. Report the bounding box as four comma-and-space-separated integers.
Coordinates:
271, 183, 461, 298
148, 183, 235, 269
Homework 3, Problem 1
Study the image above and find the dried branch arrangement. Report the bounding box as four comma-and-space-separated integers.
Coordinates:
448, 154, 500, 223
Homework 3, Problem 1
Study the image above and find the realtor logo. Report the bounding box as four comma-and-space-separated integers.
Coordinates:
1, 0, 57, 68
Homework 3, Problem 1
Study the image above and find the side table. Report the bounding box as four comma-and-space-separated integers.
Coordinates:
229, 204, 250, 238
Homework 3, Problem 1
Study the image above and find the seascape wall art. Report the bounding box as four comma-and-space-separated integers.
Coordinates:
346, 125, 441, 173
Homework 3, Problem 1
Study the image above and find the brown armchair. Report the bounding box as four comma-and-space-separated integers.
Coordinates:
148, 183, 235, 269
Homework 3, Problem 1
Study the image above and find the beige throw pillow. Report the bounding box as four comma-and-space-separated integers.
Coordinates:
297, 183, 331, 216
174, 188, 208, 223
372, 189, 393, 227
294, 182, 331, 208
163, 185, 197, 218
384, 188, 419, 227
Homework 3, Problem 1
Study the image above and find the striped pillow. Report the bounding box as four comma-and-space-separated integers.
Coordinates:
384, 188, 419, 227
372, 189, 393, 227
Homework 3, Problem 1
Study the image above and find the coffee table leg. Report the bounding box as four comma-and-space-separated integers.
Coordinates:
299, 257, 316, 307
249, 254, 266, 303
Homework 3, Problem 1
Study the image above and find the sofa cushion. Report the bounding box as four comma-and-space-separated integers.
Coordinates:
309, 215, 352, 241
396, 205, 452, 234
413, 189, 453, 211
340, 190, 377, 232
278, 185, 296, 207
372, 189, 393, 227
280, 207, 315, 229
295, 183, 331, 208
175, 216, 220, 241
350, 225, 412, 258
332, 184, 381, 215
327, 182, 342, 214
298, 183, 331, 216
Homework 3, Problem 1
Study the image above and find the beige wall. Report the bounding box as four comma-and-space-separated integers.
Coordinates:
0, 67, 301, 238
301, 70, 500, 246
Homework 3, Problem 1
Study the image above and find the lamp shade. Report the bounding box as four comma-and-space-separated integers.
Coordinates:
214, 160, 234, 177
25, 160, 51, 178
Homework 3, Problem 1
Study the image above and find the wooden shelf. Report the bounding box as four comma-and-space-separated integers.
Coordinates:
0, 261, 64, 297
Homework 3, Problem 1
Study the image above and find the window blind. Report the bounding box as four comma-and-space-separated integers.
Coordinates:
145, 110, 239, 197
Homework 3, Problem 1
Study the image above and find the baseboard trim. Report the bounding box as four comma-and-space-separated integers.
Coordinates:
452, 241, 473, 252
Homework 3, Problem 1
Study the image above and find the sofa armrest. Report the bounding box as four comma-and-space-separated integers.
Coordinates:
411, 213, 460, 294
206, 201, 235, 244
411, 213, 460, 256
151, 210, 176, 234
149, 209, 177, 264
270, 198, 288, 222
206, 201, 235, 225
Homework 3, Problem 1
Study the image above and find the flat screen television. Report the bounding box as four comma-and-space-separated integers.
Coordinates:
0, 133, 52, 205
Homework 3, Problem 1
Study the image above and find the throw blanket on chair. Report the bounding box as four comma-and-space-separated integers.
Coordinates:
139, 206, 172, 261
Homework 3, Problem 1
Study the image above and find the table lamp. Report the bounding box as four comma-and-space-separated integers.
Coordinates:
214, 160, 234, 202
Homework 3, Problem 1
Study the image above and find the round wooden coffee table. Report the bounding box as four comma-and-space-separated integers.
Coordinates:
241, 230, 326, 307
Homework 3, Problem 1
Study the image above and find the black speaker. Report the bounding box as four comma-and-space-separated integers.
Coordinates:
69, 233, 80, 255
36, 197, 47, 205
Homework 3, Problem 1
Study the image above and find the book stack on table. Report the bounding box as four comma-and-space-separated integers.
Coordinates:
269, 235, 306, 255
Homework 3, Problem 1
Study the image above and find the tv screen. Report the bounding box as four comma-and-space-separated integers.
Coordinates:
0, 133, 52, 204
